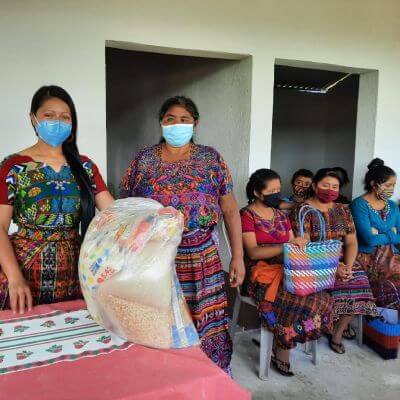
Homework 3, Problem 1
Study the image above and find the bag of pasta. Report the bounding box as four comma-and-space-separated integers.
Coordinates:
79, 197, 199, 349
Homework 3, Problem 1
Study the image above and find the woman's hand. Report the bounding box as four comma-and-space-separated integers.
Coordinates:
229, 257, 245, 288
290, 236, 308, 250
8, 274, 33, 314
371, 227, 379, 235
336, 262, 353, 282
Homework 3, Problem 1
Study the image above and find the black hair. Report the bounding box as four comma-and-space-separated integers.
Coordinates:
364, 158, 396, 192
159, 96, 199, 122
313, 168, 343, 187
31, 85, 95, 238
246, 169, 281, 204
331, 167, 350, 186
158, 96, 199, 144
291, 169, 314, 185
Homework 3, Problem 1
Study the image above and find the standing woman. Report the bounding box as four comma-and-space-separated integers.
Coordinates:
351, 159, 400, 310
0, 86, 114, 314
290, 169, 378, 354
120, 96, 245, 373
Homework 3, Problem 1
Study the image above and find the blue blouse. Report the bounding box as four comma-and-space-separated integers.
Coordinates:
350, 196, 400, 254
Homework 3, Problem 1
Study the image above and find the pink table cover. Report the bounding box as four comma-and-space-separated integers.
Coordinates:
0, 300, 250, 400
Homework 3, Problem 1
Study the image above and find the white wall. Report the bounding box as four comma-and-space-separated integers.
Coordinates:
1, 0, 400, 196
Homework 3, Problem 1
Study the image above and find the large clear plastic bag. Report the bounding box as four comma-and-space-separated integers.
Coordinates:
79, 198, 199, 349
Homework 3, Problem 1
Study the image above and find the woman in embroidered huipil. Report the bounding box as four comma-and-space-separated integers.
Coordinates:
120, 96, 245, 373
351, 158, 400, 310
0, 86, 113, 314
290, 168, 377, 355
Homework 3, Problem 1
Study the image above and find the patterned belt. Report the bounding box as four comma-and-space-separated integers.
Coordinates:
180, 228, 214, 246
15, 225, 80, 242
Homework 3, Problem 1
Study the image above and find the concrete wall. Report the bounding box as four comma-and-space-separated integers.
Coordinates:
106, 48, 251, 207
271, 73, 359, 199
1, 0, 400, 198
353, 71, 379, 197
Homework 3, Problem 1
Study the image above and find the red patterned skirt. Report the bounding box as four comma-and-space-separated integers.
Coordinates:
357, 246, 400, 310
330, 262, 378, 318
248, 257, 333, 350
175, 229, 232, 373
0, 226, 82, 310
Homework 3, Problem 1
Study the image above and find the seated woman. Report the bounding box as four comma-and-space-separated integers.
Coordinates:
332, 166, 351, 204
240, 169, 332, 377
290, 168, 378, 354
280, 169, 313, 211
351, 158, 400, 310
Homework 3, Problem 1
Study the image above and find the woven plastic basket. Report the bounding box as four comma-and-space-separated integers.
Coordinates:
283, 205, 342, 296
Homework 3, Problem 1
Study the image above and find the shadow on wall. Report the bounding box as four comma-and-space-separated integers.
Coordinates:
105, 47, 252, 209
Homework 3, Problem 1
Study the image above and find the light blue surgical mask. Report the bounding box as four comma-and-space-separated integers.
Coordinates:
34, 115, 72, 147
162, 124, 193, 147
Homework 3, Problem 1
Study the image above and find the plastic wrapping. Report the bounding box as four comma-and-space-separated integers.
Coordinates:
79, 198, 199, 349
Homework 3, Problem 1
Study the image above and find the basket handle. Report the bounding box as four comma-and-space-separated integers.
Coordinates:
298, 204, 326, 241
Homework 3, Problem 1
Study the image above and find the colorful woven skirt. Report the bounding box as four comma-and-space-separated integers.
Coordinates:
0, 226, 82, 310
330, 262, 378, 318
357, 248, 400, 310
175, 229, 232, 373
249, 264, 333, 350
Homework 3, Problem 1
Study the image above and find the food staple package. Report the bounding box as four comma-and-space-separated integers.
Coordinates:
79, 198, 199, 349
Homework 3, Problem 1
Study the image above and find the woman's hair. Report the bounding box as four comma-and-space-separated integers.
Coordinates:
246, 169, 281, 204
291, 168, 314, 185
31, 85, 95, 238
158, 96, 200, 122
313, 168, 343, 187
331, 167, 350, 186
364, 158, 396, 192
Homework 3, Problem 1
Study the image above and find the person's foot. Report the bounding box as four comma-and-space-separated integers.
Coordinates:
342, 326, 356, 340
328, 336, 346, 354
271, 355, 294, 377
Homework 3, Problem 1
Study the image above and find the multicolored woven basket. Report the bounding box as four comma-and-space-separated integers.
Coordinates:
363, 317, 400, 360
283, 205, 342, 296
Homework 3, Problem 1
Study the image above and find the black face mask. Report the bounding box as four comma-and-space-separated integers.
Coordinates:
262, 192, 282, 208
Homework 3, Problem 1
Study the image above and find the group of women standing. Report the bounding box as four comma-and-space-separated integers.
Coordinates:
0, 86, 244, 375
0, 85, 399, 378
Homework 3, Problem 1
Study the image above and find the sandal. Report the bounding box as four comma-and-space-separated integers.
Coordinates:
343, 326, 356, 340
328, 336, 346, 354
271, 355, 294, 377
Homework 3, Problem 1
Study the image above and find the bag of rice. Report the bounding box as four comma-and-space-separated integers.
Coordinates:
79, 197, 199, 349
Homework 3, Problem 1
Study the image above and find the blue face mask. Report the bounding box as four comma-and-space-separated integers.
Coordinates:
162, 124, 193, 147
34, 115, 72, 147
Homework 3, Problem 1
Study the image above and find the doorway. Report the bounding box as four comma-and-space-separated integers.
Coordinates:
271, 65, 361, 199
105, 44, 252, 209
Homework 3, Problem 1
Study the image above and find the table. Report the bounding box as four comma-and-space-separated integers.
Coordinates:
0, 300, 250, 400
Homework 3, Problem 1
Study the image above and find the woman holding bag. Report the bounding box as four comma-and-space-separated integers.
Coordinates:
290, 168, 378, 354
120, 96, 245, 374
351, 158, 400, 310
241, 169, 332, 376
0, 85, 113, 314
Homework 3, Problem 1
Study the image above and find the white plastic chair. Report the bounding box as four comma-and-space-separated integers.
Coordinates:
222, 224, 317, 380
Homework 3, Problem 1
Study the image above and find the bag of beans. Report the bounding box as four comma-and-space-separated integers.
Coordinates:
79, 197, 199, 349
